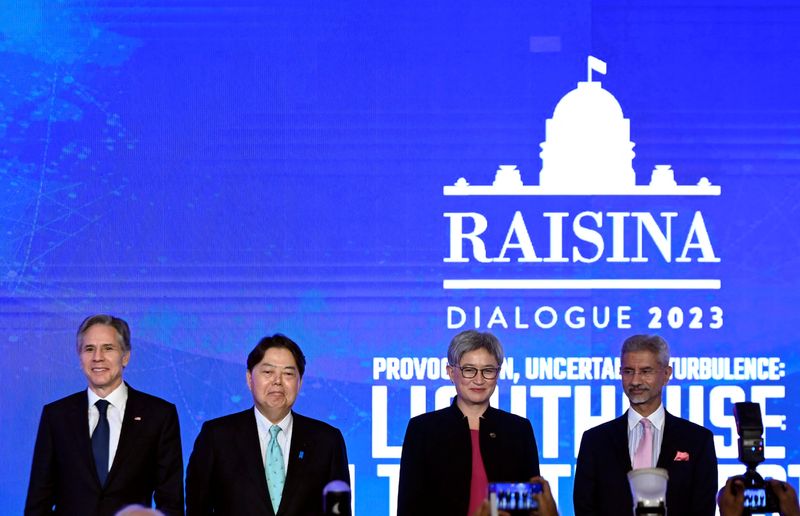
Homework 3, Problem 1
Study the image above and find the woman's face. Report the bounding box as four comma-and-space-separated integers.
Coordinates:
448, 347, 500, 408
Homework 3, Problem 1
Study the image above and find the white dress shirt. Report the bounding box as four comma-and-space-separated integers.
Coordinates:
255, 408, 293, 473
87, 382, 128, 473
627, 403, 665, 468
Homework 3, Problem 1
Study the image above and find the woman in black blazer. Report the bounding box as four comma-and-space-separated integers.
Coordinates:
397, 330, 541, 516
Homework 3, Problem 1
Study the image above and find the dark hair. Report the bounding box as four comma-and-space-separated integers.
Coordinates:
447, 330, 504, 367
76, 314, 131, 353
247, 334, 306, 376
621, 334, 670, 368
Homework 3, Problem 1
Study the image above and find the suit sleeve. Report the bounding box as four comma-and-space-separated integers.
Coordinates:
185, 422, 215, 516
329, 427, 351, 485
397, 418, 424, 516
689, 429, 718, 516
25, 407, 56, 516
573, 429, 598, 516
154, 404, 185, 516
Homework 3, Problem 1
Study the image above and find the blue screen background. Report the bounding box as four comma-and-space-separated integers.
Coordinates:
2, 1, 799, 514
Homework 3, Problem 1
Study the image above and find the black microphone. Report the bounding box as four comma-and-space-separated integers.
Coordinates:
323, 480, 351, 516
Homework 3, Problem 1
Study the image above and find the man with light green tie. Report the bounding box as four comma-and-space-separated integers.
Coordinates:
186, 334, 350, 516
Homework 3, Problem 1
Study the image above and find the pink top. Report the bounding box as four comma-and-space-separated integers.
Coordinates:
467, 429, 489, 516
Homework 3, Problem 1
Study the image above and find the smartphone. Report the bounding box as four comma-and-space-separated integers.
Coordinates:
488, 482, 542, 516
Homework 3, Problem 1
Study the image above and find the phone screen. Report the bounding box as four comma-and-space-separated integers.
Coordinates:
743, 488, 767, 510
488, 482, 541, 516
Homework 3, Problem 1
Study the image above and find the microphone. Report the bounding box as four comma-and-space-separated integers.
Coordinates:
323, 480, 351, 516
628, 467, 668, 515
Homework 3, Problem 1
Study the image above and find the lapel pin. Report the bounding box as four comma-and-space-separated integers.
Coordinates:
299, 451, 304, 459
134, 416, 142, 421
489, 432, 496, 438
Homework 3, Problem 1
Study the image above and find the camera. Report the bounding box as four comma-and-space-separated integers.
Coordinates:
488, 482, 542, 516
733, 401, 779, 514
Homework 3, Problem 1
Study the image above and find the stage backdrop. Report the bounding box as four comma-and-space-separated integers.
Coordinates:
2, 1, 799, 514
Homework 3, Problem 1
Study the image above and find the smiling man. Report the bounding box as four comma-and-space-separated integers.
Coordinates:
25, 314, 184, 516
573, 334, 718, 516
185, 334, 350, 516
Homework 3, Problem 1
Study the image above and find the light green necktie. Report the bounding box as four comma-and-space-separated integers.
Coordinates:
266, 425, 285, 513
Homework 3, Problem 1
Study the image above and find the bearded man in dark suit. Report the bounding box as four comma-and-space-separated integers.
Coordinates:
573, 334, 718, 516
186, 334, 350, 516
25, 314, 184, 516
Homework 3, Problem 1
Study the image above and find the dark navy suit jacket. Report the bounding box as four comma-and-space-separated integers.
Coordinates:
25, 385, 184, 516
185, 409, 350, 516
573, 409, 718, 516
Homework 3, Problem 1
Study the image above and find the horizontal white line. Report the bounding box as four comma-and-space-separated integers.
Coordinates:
442, 185, 721, 196
443, 279, 721, 290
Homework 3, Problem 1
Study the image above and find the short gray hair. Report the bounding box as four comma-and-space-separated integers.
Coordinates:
621, 334, 670, 368
76, 314, 131, 354
447, 330, 504, 367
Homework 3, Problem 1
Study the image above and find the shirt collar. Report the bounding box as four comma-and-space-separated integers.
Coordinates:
254, 406, 293, 434
627, 403, 665, 432
87, 382, 128, 410
450, 397, 493, 421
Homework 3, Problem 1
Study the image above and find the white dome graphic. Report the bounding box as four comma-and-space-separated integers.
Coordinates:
539, 66, 636, 193
443, 56, 720, 196
553, 81, 624, 119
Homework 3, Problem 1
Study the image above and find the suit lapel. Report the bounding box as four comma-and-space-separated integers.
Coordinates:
69, 391, 101, 485
106, 385, 141, 487
280, 413, 311, 516
615, 411, 633, 471
657, 411, 677, 468
479, 408, 500, 480
239, 410, 274, 516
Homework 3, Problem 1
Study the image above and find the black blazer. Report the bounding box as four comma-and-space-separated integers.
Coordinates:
397, 403, 540, 516
185, 409, 350, 516
25, 384, 184, 516
573, 410, 718, 516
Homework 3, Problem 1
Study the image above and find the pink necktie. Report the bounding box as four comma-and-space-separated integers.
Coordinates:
633, 418, 653, 469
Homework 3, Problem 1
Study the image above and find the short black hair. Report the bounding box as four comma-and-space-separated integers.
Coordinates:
247, 334, 306, 377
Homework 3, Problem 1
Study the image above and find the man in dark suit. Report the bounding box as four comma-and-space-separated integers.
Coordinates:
25, 314, 184, 516
185, 334, 350, 516
573, 334, 718, 516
